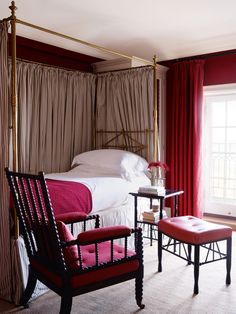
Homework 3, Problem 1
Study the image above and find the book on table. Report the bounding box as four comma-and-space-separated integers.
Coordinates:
138, 185, 166, 195
141, 209, 167, 223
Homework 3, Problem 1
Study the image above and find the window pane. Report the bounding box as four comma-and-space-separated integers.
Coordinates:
212, 155, 224, 177
211, 101, 225, 127
227, 128, 236, 144
212, 128, 225, 143
227, 101, 236, 126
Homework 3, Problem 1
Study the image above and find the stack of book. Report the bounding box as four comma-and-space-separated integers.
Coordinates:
142, 211, 160, 223
142, 209, 168, 223
138, 185, 166, 195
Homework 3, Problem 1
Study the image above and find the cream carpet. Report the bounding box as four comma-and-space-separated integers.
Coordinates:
2, 233, 236, 314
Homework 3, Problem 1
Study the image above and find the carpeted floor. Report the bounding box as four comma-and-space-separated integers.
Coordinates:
1, 233, 236, 314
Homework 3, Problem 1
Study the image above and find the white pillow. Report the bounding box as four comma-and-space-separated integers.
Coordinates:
71, 164, 122, 177
71, 149, 148, 181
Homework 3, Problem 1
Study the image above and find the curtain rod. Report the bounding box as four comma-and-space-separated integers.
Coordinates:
1, 17, 11, 22
16, 18, 153, 66
95, 65, 153, 75
10, 57, 95, 74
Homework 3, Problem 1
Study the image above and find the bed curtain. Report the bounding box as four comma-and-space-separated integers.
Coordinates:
0, 20, 23, 303
96, 67, 154, 161
15, 61, 96, 174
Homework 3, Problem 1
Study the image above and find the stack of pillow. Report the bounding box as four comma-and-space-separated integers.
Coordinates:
71, 149, 149, 181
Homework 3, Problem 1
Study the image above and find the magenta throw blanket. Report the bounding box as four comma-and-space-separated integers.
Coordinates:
46, 179, 92, 216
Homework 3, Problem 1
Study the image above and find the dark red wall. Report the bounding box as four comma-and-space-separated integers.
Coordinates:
10, 35, 236, 84
204, 53, 236, 85
8, 34, 103, 72
160, 49, 236, 86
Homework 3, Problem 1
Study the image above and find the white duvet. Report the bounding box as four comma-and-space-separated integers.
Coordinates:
46, 165, 150, 213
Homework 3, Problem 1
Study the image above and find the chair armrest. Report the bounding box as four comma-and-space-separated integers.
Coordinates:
76, 225, 132, 245
62, 227, 144, 272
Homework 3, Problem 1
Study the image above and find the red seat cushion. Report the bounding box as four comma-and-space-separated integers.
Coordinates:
56, 220, 79, 269
158, 216, 232, 245
30, 257, 139, 289
56, 221, 136, 269
31, 222, 139, 289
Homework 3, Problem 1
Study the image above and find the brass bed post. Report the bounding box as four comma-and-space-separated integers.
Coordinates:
153, 55, 159, 162
93, 76, 98, 150
9, 1, 19, 238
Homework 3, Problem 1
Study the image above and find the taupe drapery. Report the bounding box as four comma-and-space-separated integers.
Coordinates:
16, 64, 154, 174
0, 21, 24, 304
16, 61, 96, 173
96, 67, 154, 161
0, 20, 12, 302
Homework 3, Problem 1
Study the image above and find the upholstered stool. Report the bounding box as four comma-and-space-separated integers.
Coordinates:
158, 216, 232, 294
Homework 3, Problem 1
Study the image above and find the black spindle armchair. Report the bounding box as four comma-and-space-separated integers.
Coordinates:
5, 168, 145, 314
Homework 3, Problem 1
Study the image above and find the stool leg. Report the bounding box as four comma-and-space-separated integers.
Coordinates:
158, 230, 162, 272
194, 245, 200, 294
226, 237, 232, 285
187, 244, 192, 265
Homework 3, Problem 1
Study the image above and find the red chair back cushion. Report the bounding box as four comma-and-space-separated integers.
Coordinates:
56, 221, 79, 269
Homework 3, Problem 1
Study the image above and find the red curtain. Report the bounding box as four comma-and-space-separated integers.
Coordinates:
166, 60, 205, 217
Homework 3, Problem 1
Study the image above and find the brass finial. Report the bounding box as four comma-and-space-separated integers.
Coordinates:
9, 1, 17, 18
153, 54, 158, 63
153, 55, 158, 68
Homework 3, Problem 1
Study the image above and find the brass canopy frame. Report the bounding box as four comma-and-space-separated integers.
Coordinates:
6, 1, 159, 237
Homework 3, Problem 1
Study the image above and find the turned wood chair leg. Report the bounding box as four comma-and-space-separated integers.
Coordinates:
19, 268, 37, 307
135, 274, 145, 309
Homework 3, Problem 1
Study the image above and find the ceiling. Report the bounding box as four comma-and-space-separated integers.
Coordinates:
1, 0, 236, 63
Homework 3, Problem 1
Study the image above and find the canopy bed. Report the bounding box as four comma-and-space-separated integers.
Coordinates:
0, 1, 167, 304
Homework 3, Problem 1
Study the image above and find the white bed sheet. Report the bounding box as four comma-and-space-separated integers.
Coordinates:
46, 166, 150, 213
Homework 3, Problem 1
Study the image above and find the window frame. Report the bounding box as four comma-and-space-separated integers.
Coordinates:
202, 84, 236, 217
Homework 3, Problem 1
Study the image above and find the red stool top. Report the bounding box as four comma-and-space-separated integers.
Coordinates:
158, 216, 232, 245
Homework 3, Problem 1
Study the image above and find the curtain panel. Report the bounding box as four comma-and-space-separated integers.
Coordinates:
96, 67, 154, 161
15, 61, 96, 174
166, 60, 205, 217
0, 21, 13, 302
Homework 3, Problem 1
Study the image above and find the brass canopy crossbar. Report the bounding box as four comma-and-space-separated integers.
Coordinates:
96, 129, 153, 161
15, 19, 153, 66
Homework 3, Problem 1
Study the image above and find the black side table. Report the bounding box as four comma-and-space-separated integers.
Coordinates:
130, 189, 184, 245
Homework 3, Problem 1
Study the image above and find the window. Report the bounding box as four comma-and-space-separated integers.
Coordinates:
202, 84, 236, 217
